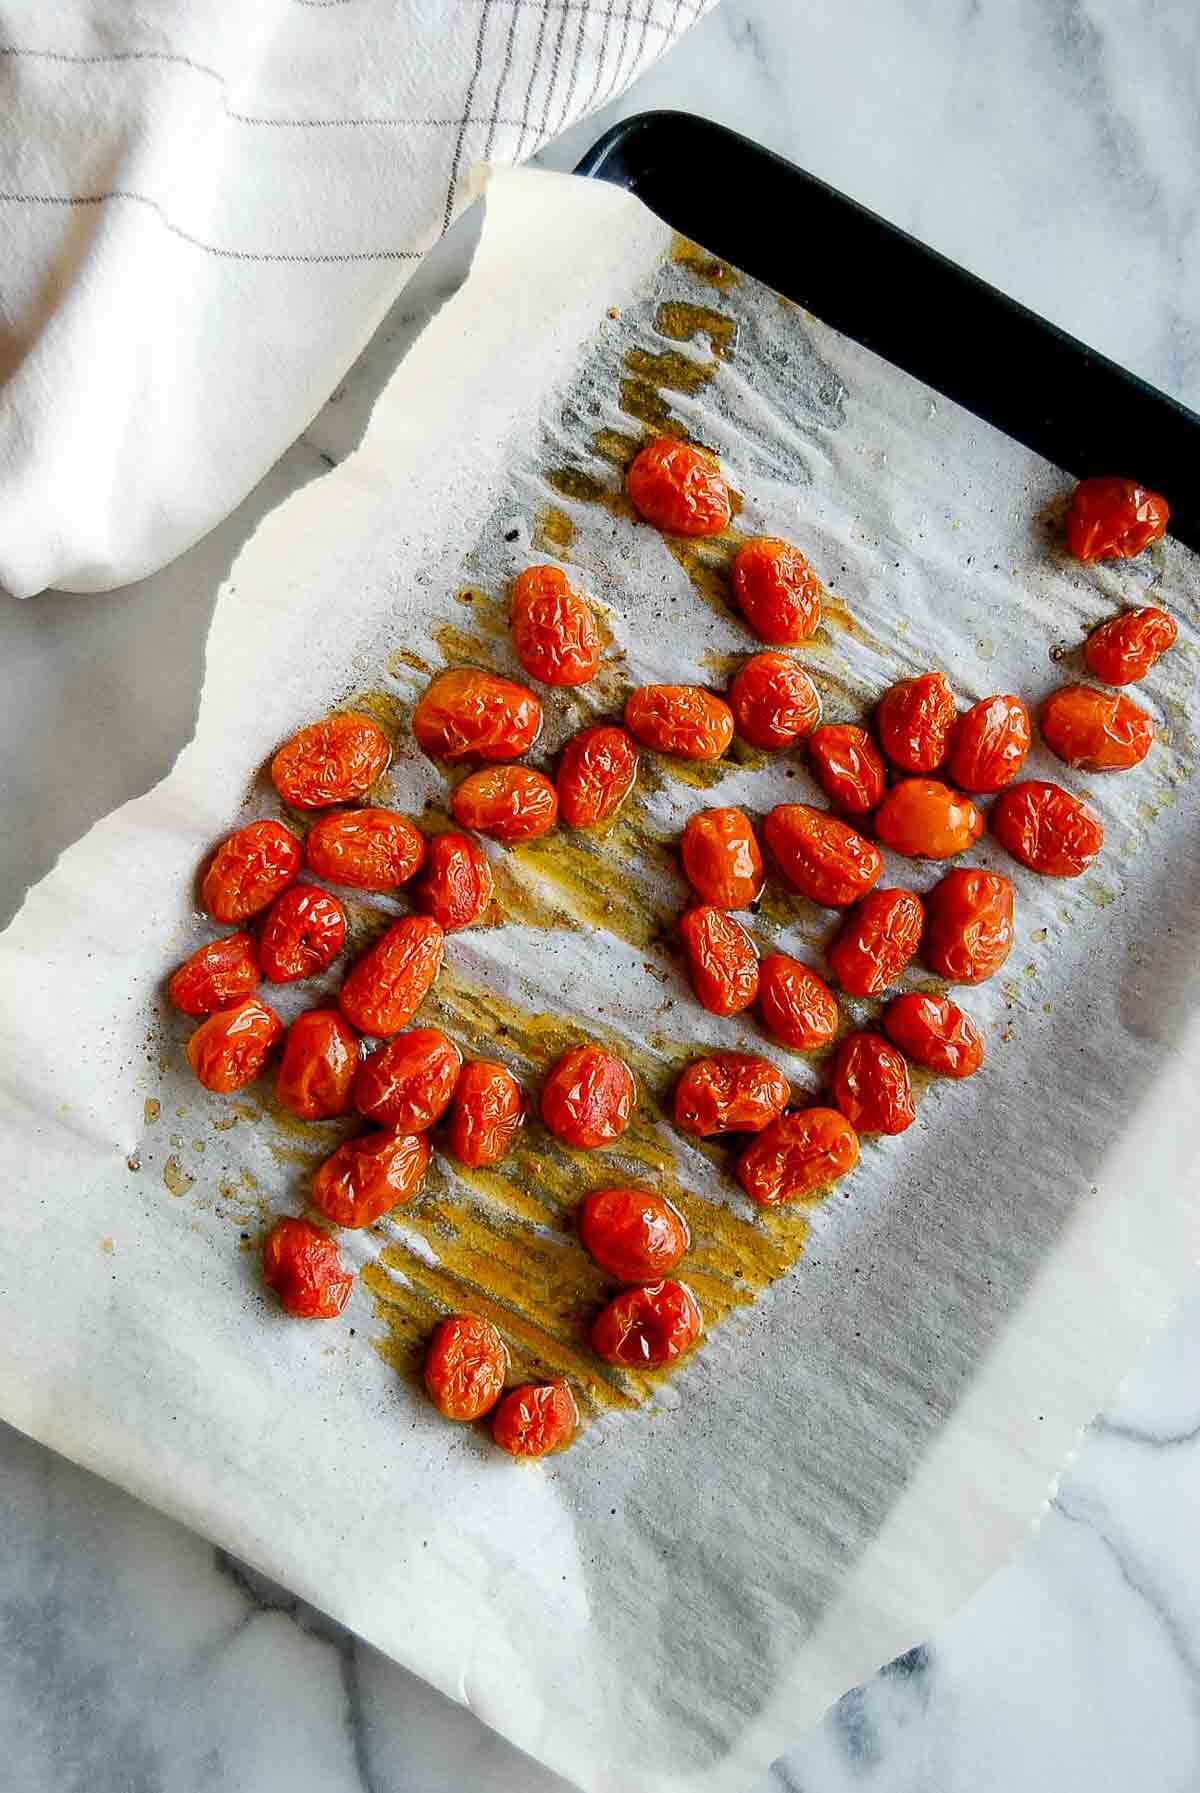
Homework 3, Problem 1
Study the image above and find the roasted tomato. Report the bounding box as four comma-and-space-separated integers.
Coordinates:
626, 437, 731, 536
201, 820, 301, 922
947, 694, 1032, 792
352, 1028, 463, 1130
873, 779, 984, 859
729, 536, 822, 643
763, 803, 882, 906
624, 685, 734, 760
828, 888, 924, 997
262, 1217, 353, 1319
757, 953, 839, 1050
1065, 477, 1169, 562
541, 1044, 635, 1148
876, 672, 956, 773
922, 868, 1014, 984
1084, 607, 1178, 685
679, 904, 759, 1016
451, 765, 558, 841
310, 1127, 430, 1227
258, 884, 347, 983
186, 996, 283, 1092
1040, 683, 1154, 772
883, 992, 984, 1078
411, 667, 542, 762
680, 807, 764, 909
736, 1107, 859, 1206
168, 931, 261, 1016
411, 830, 494, 929
338, 915, 444, 1035
492, 1381, 578, 1458
590, 1280, 702, 1367
807, 724, 887, 813
831, 1032, 915, 1135
991, 779, 1103, 876
511, 564, 601, 686
728, 651, 821, 749
304, 808, 426, 890
424, 1314, 509, 1421
446, 1059, 525, 1166
556, 724, 640, 826
673, 1052, 790, 1137
270, 713, 391, 809
276, 1009, 359, 1120
578, 1187, 690, 1281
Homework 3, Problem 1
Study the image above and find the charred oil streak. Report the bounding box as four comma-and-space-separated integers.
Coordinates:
492, 796, 680, 953
654, 299, 739, 361
670, 233, 741, 294
534, 506, 576, 554
625, 346, 720, 398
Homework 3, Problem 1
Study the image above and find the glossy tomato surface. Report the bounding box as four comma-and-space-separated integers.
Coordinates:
491, 1381, 578, 1458
168, 932, 260, 1016
259, 884, 347, 983
883, 992, 984, 1078
541, 1045, 634, 1148
991, 779, 1104, 876
186, 996, 283, 1092
679, 904, 759, 1016
626, 437, 731, 536
578, 1187, 690, 1281
270, 713, 391, 809
947, 694, 1032, 792
446, 1059, 525, 1166
451, 766, 558, 841
304, 808, 426, 890
831, 1032, 916, 1135
352, 1028, 463, 1130
310, 1127, 430, 1227
424, 1315, 508, 1421
1040, 684, 1154, 771
922, 868, 1014, 984
764, 803, 882, 906
828, 888, 924, 997
730, 536, 821, 643
624, 685, 734, 760
1065, 477, 1169, 561
873, 779, 984, 859
680, 807, 764, 908
736, 1107, 859, 1206
757, 953, 839, 1050
262, 1217, 353, 1319
201, 820, 301, 923
556, 724, 639, 826
276, 1009, 359, 1120
511, 564, 601, 685
807, 724, 887, 813
338, 915, 445, 1035
1084, 606, 1177, 685
590, 1280, 702, 1368
728, 652, 820, 749
411, 668, 542, 762
673, 1052, 789, 1137
411, 831, 494, 929
876, 672, 956, 773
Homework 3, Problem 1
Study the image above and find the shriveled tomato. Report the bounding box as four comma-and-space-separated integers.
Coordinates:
876, 672, 956, 773
310, 1127, 430, 1227
922, 868, 1014, 984
411, 667, 542, 762
626, 437, 731, 537
578, 1187, 690, 1281
757, 953, 839, 1050
831, 1032, 915, 1135
492, 1381, 578, 1458
1040, 683, 1154, 772
263, 1217, 353, 1319
828, 888, 924, 997
353, 1028, 463, 1130
590, 1280, 702, 1367
1085, 607, 1178, 685
679, 904, 759, 1016
763, 803, 882, 906
168, 931, 261, 1016
730, 537, 821, 643
807, 724, 887, 813
276, 1009, 359, 1120
451, 765, 558, 841
624, 685, 734, 760
1065, 477, 1169, 562
673, 1052, 790, 1137
873, 779, 984, 859
270, 713, 391, 809
201, 820, 301, 922
541, 1045, 635, 1148
411, 830, 494, 929
991, 779, 1103, 877
947, 694, 1032, 792
736, 1107, 859, 1206
304, 808, 426, 890
338, 915, 444, 1035
511, 564, 601, 686
424, 1314, 508, 1421
556, 724, 640, 827
259, 884, 347, 983
883, 992, 984, 1078
728, 651, 820, 749
446, 1059, 525, 1166
680, 807, 764, 908
186, 996, 283, 1092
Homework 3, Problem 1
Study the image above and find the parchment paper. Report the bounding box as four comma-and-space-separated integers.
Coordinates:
2, 168, 1199, 1793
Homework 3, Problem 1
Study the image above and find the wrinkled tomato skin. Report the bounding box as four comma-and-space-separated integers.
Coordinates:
626, 437, 731, 537
304, 808, 427, 890
673, 1052, 790, 1137
922, 868, 1014, 984
1040, 683, 1154, 772
578, 1188, 690, 1281
947, 694, 1032, 792
451, 765, 558, 841
270, 713, 391, 809
736, 1107, 859, 1206
1085, 607, 1178, 685
411, 667, 543, 763
807, 724, 887, 813
831, 1032, 916, 1135
446, 1059, 525, 1167
411, 831, 494, 929
873, 779, 984, 859
828, 888, 924, 997
590, 1280, 703, 1368
262, 1217, 353, 1319
276, 1009, 359, 1120
1065, 477, 1169, 562
511, 564, 601, 686
424, 1315, 509, 1421
338, 915, 445, 1035
730, 537, 822, 643
680, 807, 764, 909
991, 779, 1103, 877
764, 803, 883, 906
201, 820, 301, 923
186, 996, 283, 1092
259, 884, 347, 983
757, 953, 839, 1050
541, 1045, 635, 1148
556, 724, 639, 826
492, 1381, 578, 1458
352, 1028, 463, 1130
876, 672, 956, 773
624, 685, 734, 760
728, 652, 820, 749
168, 931, 261, 1016
679, 905, 759, 1016
310, 1127, 430, 1228
883, 992, 984, 1078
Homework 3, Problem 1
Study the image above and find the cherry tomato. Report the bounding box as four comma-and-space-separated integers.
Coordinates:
311, 1127, 430, 1228
763, 803, 882, 906
258, 884, 347, 983
578, 1187, 690, 1281
673, 1052, 790, 1137
492, 1381, 578, 1458
679, 904, 759, 1016
201, 820, 301, 923
729, 536, 822, 643
186, 996, 283, 1092
411, 667, 542, 762
831, 1032, 915, 1135
991, 779, 1104, 877
451, 765, 558, 841
270, 713, 391, 809
168, 931, 261, 1016
736, 1107, 859, 1206
757, 953, 839, 1050
883, 992, 984, 1078
541, 1045, 635, 1148
946, 694, 1032, 792
922, 868, 1014, 984
873, 779, 984, 859
680, 807, 764, 909
511, 564, 601, 686
728, 651, 820, 749
262, 1217, 353, 1319
1065, 476, 1169, 562
424, 1314, 509, 1421
353, 1028, 463, 1130
624, 685, 734, 760
276, 1009, 359, 1120
876, 672, 956, 773
807, 724, 887, 813
304, 808, 427, 890
556, 724, 640, 827
412, 831, 494, 929
446, 1059, 525, 1166
590, 1280, 702, 1367
1084, 607, 1178, 685
1040, 683, 1154, 772
828, 888, 924, 997
338, 915, 445, 1035
626, 437, 731, 537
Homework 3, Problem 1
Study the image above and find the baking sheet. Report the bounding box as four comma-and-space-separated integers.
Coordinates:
2, 166, 1200, 1793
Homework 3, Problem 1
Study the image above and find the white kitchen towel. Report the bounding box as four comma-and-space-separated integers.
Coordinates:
0, 0, 714, 599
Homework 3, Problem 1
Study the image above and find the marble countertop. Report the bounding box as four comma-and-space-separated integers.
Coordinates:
4, 2, 1200, 1789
